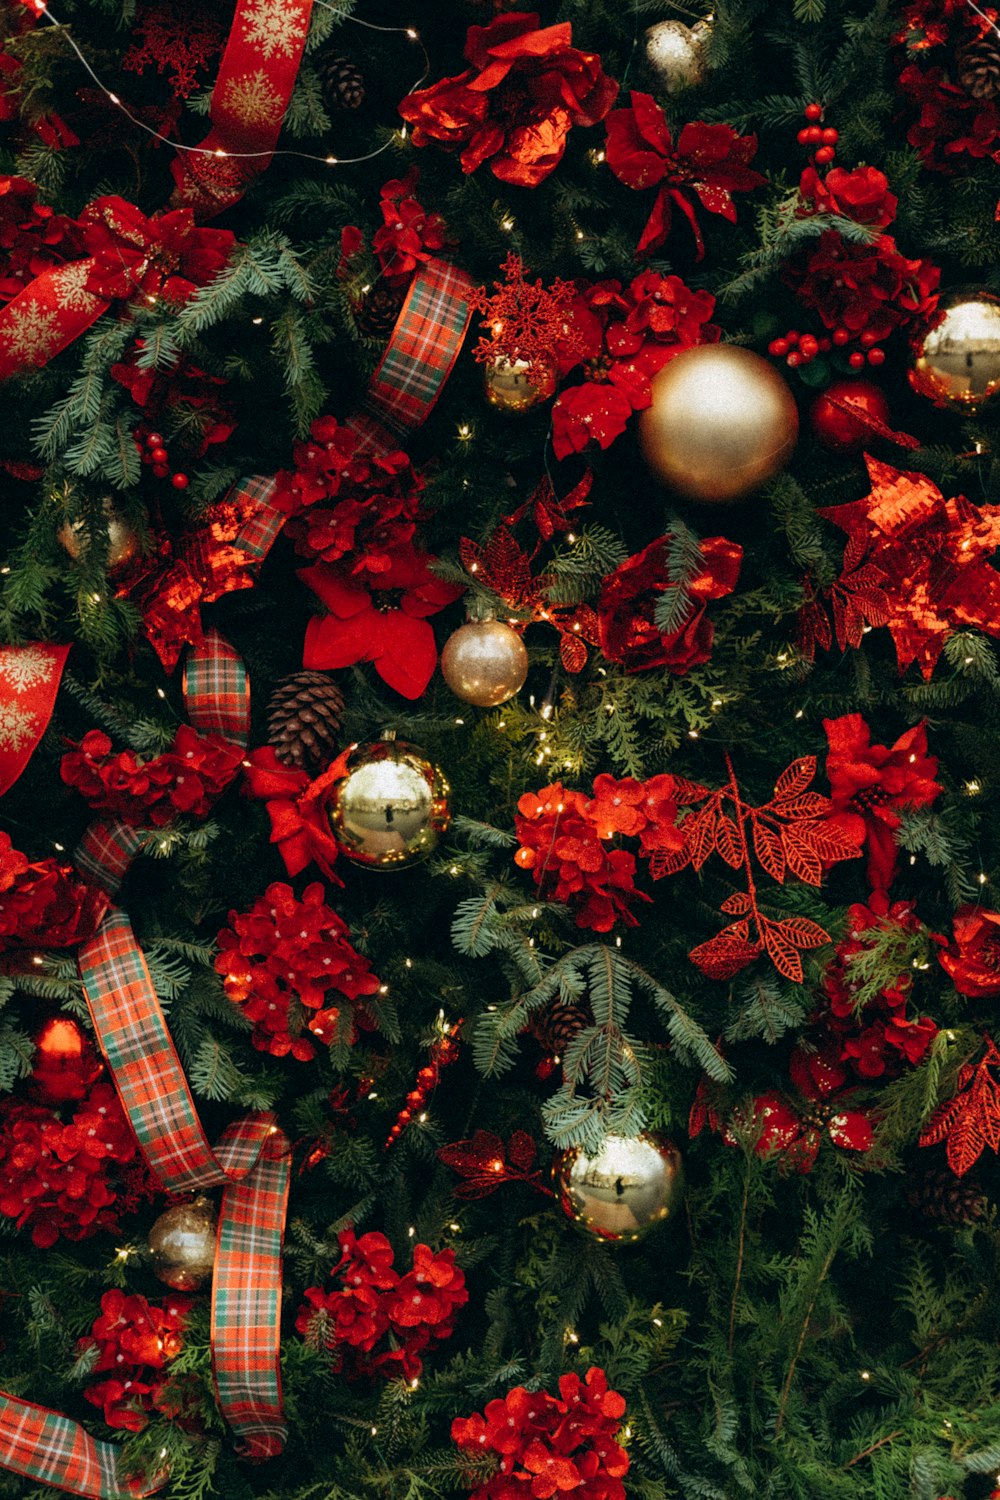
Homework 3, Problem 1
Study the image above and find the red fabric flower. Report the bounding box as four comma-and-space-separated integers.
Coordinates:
241, 746, 347, 885
61, 724, 243, 827
82, 1289, 191, 1431
798, 164, 898, 228
597, 533, 742, 674
514, 782, 649, 932
0, 832, 28, 892
823, 714, 941, 891
897, 57, 1000, 172
80, 197, 234, 305
0, 175, 82, 304
940, 906, 1000, 996
550, 272, 718, 459
398, 13, 618, 188
452, 1367, 628, 1500
301, 545, 462, 700
604, 91, 765, 257
111, 345, 235, 457
296, 1227, 467, 1381
215, 881, 381, 1061
726, 1064, 875, 1176
0, 846, 108, 953
371, 167, 450, 281
784, 228, 939, 343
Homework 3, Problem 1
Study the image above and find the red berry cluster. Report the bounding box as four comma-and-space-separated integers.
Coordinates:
214, 881, 382, 1061
81, 1288, 192, 1432
796, 101, 839, 164
60, 724, 243, 827
385, 1021, 462, 1147
451, 1367, 629, 1500
295, 1226, 467, 1382
135, 428, 188, 489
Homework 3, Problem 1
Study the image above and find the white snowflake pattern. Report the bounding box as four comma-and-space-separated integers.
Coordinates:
1, 298, 61, 366
0, 646, 56, 694
52, 261, 103, 314
0, 700, 38, 754
240, 0, 309, 60
222, 69, 285, 129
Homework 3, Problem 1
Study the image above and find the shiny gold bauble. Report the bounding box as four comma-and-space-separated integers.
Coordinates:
327, 733, 451, 869
57, 498, 140, 575
483, 355, 557, 413
638, 344, 799, 503
555, 1132, 684, 1244
148, 1195, 217, 1291
643, 18, 712, 94
908, 288, 1000, 411
440, 618, 528, 707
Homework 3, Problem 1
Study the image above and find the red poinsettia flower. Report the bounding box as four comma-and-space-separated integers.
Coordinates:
727, 1065, 874, 1175
300, 548, 462, 699
940, 906, 1000, 996
597, 533, 742, 674
80, 196, 234, 305
604, 91, 766, 257
823, 713, 941, 892
398, 12, 618, 188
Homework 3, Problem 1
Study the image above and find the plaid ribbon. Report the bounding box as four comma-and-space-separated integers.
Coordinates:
0, 1395, 159, 1499
183, 629, 250, 744
346, 257, 474, 457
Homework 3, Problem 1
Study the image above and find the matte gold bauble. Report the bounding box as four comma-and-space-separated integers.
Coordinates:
644, 18, 712, 94
148, 1195, 217, 1291
555, 1132, 684, 1243
328, 732, 450, 869
908, 288, 1000, 410
440, 618, 528, 707
638, 344, 799, 503
57, 498, 140, 575
483, 355, 557, 413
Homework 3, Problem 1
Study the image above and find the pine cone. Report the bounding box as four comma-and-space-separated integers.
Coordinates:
354, 283, 406, 340
907, 1165, 987, 1224
267, 671, 345, 772
956, 35, 1000, 100
527, 1002, 591, 1058
316, 50, 365, 111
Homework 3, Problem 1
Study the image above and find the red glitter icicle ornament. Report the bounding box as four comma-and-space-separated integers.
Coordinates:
385, 1019, 463, 1148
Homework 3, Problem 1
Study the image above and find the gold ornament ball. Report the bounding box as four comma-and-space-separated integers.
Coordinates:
638, 344, 799, 503
484, 355, 557, 413
441, 618, 529, 708
57, 498, 139, 575
555, 1132, 684, 1244
328, 733, 451, 869
148, 1195, 217, 1291
643, 18, 712, 94
908, 288, 1000, 411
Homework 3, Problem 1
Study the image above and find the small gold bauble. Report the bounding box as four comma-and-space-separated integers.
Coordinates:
328, 733, 451, 869
638, 344, 799, 503
555, 1132, 684, 1244
908, 288, 1000, 411
440, 618, 528, 707
57, 498, 140, 575
148, 1195, 217, 1291
483, 355, 557, 413
643, 18, 712, 94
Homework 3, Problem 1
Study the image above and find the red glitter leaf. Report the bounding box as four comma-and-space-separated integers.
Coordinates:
919, 1036, 1000, 1177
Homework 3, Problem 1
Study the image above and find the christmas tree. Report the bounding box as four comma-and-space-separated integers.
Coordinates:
2, 0, 1000, 1497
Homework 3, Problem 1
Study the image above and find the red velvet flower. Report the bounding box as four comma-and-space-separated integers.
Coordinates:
0, 832, 28, 892
604, 91, 765, 257
300, 546, 462, 700
898, 61, 1000, 172
61, 724, 243, 827
551, 272, 718, 460
940, 906, 1000, 997
0, 848, 108, 952
798, 164, 898, 228
372, 168, 449, 281
823, 714, 941, 891
215, 882, 381, 1061
398, 13, 619, 188
82, 1288, 191, 1431
597, 533, 742, 674
726, 1057, 875, 1175
80, 196, 235, 305
0, 174, 82, 304
784, 229, 939, 343
241, 746, 347, 885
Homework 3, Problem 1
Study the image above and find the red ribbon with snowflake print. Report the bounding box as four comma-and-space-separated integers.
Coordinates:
0, 642, 70, 795
170, 0, 314, 217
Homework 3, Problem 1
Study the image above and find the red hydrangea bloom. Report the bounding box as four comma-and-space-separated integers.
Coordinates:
61, 724, 243, 827
823, 714, 941, 891
784, 229, 939, 344
597, 533, 742, 674
940, 906, 1000, 997
604, 91, 766, 257
296, 1226, 467, 1381
798, 164, 898, 228
551, 272, 719, 460
514, 783, 649, 932
399, 13, 618, 189
82, 1288, 191, 1431
79, 196, 234, 305
452, 1367, 628, 1500
0, 845, 108, 953
898, 61, 1000, 172
0, 1081, 138, 1247
215, 882, 381, 1062
371, 168, 450, 281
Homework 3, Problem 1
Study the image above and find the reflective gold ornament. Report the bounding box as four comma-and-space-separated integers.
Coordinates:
555, 1132, 684, 1243
57, 497, 140, 575
328, 732, 450, 869
440, 617, 528, 707
484, 355, 557, 413
644, 18, 712, 94
908, 288, 1000, 411
148, 1195, 217, 1291
638, 344, 799, 503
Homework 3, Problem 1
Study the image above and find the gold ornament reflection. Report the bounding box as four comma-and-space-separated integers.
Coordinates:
57, 497, 139, 574
328, 735, 450, 869
441, 618, 528, 707
909, 289, 1000, 410
148, 1195, 217, 1291
555, 1132, 684, 1243
643, 18, 712, 94
483, 355, 557, 413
